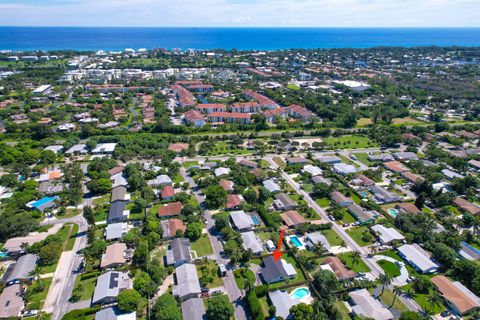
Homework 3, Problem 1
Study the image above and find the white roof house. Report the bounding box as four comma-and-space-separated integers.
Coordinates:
302, 164, 323, 176
44, 145, 64, 153
333, 163, 356, 175
65, 144, 88, 154
105, 223, 128, 240
172, 263, 201, 301
441, 169, 464, 180
230, 210, 254, 231
305, 232, 331, 251
268, 290, 301, 319
214, 167, 231, 177
92, 143, 117, 154
349, 289, 394, 320
241, 231, 263, 255
147, 175, 172, 186
262, 179, 282, 193
398, 244, 438, 274
371, 225, 405, 244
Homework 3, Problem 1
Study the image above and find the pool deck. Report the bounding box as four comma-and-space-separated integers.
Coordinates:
286, 235, 306, 250
290, 287, 314, 304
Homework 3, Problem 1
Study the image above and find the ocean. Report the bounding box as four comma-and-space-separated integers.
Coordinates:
1, 27, 480, 51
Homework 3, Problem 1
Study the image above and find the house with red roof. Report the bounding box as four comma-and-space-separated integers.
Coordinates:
184, 110, 205, 127
158, 202, 183, 217
161, 185, 175, 201
286, 104, 314, 121
262, 108, 288, 123
207, 112, 251, 125
232, 102, 261, 113
195, 104, 226, 114
226, 194, 243, 210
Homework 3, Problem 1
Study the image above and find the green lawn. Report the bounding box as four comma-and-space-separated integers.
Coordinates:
354, 153, 374, 166
323, 135, 378, 149
376, 250, 403, 262
321, 229, 343, 246
287, 83, 301, 90
273, 157, 286, 168
66, 224, 79, 251
183, 161, 199, 168
315, 198, 331, 208
338, 252, 371, 273
172, 173, 184, 184
356, 118, 373, 127
258, 296, 270, 318
206, 141, 251, 156
72, 274, 98, 301
233, 268, 256, 289
378, 289, 409, 312
197, 261, 224, 289
58, 208, 81, 219
346, 226, 374, 246
335, 301, 352, 320
93, 193, 110, 207
378, 260, 401, 277
25, 278, 53, 310
338, 155, 359, 167
191, 234, 214, 258
340, 211, 356, 224
401, 283, 445, 315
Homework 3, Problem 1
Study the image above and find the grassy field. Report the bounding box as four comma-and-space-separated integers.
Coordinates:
72, 274, 98, 301
59, 208, 81, 219
401, 283, 445, 315
25, 278, 53, 310
335, 301, 352, 320
354, 153, 374, 166
183, 161, 199, 168
233, 268, 256, 289
321, 229, 344, 246
338, 252, 371, 273
339, 211, 356, 224
197, 260, 224, 289
357, 118, 373, 127
392, 117, 425, 125
378, 289, 409, 312
346, 226, 374, 246
65, 224, 79, 251
191, 234, 214, 258
93, 193, 110, 207
315, 198, 331, 208
206, 141, 251, 156
172, 173, 184, 184
378, 260, 401, 277
323, 135, 378, 149
287, 83, 301, 90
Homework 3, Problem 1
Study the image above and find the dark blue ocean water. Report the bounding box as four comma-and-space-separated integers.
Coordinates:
1, 27, 480, 51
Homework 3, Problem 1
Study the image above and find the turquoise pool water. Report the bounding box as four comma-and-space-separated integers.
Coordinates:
251, 215, 260, 225
0, 252, 9, 258
388, 208, 398, 217
290, 236, 303, 248
291, 287, 311, 300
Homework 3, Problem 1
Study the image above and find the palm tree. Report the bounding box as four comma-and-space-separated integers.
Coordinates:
378, 274, 392, 297
403, 287, 416, 300
427, 292, 442, 314
33, 265, 44, 290
351, 251, 361, 265
340, 240, 347, 250
389, 286, 403, 309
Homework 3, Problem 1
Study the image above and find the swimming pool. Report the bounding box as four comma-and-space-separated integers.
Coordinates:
290, 236, 303, 248
290, 287, 311, 300
251, 215, 260, 225
388, 208, 398, 218
0, 252, 9, 259
360, 191, 368, 198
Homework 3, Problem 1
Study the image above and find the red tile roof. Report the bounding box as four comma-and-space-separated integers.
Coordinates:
161, 185, 175, 199
226, 194, 242, 209
158, 201, 183, 217
208, 112, 251, 119
281, 210, 307, 227
184, 110, 205, 122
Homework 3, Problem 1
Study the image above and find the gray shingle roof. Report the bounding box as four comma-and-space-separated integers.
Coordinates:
4, 254, 37, 283
181, 298, 206, 320
172, 263, 201, 300
92, 271, 131, 304
166, 238, 191, 266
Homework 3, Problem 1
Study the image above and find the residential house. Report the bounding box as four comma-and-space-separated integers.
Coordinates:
92, 143, 117, 154
396, 203, 421, 214
459, 242, 480, 261
286, 104, 314, 121
393, 152, 418, 161
431, 275, 480, 316
214, 167, 231, 177
305, 232, 331, 252
0, 284, 24, 318
100, 243, 130, 269
263, 179, 281, 194
181, 298, 206, 320
241, 231, 263, 255
351, 174, 375, 188
108, 201, 129, 223
384, 161, 408, 173
333, 163, 356, 175
239, 159, 257, 169
158, 202, 183, 218
195, 103, 226, 114
322, 256, 355, 281
347, 204, 377, 224
172, 263, 201, 301
274, 193, 297, 211
369, 185, 402, 204
286, 157, 308, 165
166, 238, 191, 267
260, 255, 297, 284
268, 290, 301, 319
147, 175, 172, 187
401, 171, 424, 184
219, 179, 234, 192
232, 102, 260, 113
226, 194, 243, 210
317, 156, 341, 164
302, 164, 323, 176
3, 254, 37, 285
468, 159, 480, 172
331, 191, 354, 207
262, 108, 288, 122
397, 244, 438, 274
27, 196, 59, 211
184, 110, 206, 127
312, 176, 332, 186
105, 223, 128, 240
368, 154, 394, 162
207, 112, 251, 125
371, 225, 405, 244
95, 307, 136, 320
452, 198, 480, 215
349, 289, 394, 320
161, 219, 186, 239
92, 271, 132, 305
281, 210, 307, 228
442, 169, 464, 180
161, 185, 175, 200
110, 186, 130, 203
65, 144, 88, 155
230, 210, 254, 231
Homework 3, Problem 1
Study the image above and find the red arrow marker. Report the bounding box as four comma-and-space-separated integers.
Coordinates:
272, 228, 285, 262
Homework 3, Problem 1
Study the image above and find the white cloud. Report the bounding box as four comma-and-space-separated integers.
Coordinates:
0, 0, 478, 27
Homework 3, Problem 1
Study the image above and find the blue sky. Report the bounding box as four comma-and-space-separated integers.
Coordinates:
0, 0, 479, 27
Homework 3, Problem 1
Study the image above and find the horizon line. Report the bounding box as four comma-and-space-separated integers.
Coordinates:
1, 26, 480, 29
